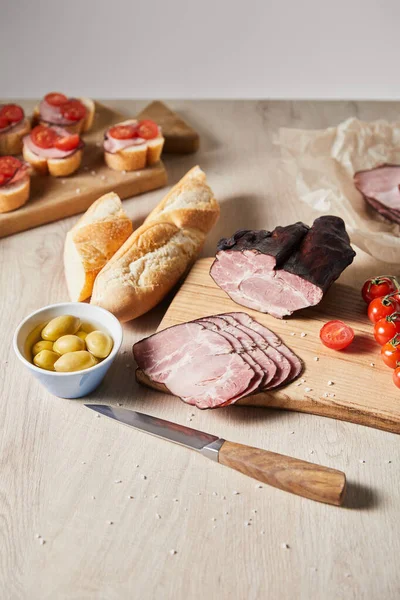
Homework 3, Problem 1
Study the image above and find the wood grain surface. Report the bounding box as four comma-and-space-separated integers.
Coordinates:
140, 258, 400, 434
0, 101, 167, 238
1, 100, 400, 600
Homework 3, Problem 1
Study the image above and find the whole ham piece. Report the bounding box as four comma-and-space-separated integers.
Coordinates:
354, 164, 400, 225
210, 216, 355, 318
133, 313, 302, 409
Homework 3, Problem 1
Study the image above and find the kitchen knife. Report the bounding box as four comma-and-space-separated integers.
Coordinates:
86, 404, 346, 506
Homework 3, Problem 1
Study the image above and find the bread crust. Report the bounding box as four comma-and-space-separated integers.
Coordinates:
0, 176, 30, 213
64, 192, 133, 301
0, 119, 31, 156
90, 166, 219, 322
23, 144, 83, 177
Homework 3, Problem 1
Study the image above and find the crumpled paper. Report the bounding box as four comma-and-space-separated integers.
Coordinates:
276, 117, 400, 263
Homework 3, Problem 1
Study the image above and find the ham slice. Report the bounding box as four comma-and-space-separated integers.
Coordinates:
23, 127, 83, 159
38, 99, 75, 127
133, 313, 302, 409
354, 165, 400, 225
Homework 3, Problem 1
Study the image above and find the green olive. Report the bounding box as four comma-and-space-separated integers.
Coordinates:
79, 321, 96, 334
54, 351, 98, 373
85, 330, 113, 359
33, 350, 60, 371
53, 335, 85, 355
76, 330, 88, 341
32, 340, 54, 356
41, 315, 81, 341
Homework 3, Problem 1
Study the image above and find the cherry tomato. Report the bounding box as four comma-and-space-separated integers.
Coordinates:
0, 156, 22, 178
45, 92, 68, 107
0, 116, 9, 129
368, 296, 400, 323
393, 367, 400, 388
374, 314, 400, 345
381, 335, 400, 368
362, 276, 398, 304
320, 320, 355, 350
0, 104, 24, 123
136, 119, 158, 140
108, 124, 138, 140
31, 125, 59, 149
60, 100, 86, 122
54, 134, 80, 152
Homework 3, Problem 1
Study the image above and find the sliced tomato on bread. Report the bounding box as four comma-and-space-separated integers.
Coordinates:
45, 92, 68, 107
0, 156, 23, 185
31, 125, 59, 149
136, 120, 159, 140
0, 104, 24, 124
108, 124, 138, 140
54, 134, 80, 151
60, 100, 86, 122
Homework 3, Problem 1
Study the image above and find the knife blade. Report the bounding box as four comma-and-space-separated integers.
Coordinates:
85, 404, 346, 506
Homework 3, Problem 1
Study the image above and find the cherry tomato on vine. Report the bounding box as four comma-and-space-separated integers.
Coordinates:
368, 296, 400, 324
362, 276, 398, 304
393, 367, 400, 388
373, 313, 400, 345
381, 335, 400, 368
320, 320, 355, 350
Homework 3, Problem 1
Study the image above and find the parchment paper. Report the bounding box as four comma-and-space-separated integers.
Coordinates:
276, 117, 400, 263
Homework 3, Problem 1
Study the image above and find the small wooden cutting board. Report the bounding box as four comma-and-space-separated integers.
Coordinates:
138, 258, 400, 434
0, 101, 168, 239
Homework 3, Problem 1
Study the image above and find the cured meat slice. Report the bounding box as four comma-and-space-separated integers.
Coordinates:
210, 216, 355, 318
225, 312, 303, 382
354, 165, 400, 225
132, 321, 259, 409
219, 314, 292, 388
198, 316, 276, 388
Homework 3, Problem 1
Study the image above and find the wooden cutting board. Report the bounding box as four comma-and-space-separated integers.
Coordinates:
139, 257, 400, 434
0, 101, 168, 239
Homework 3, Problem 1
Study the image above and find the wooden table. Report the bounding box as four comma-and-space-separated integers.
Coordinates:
1, 100, 399, 600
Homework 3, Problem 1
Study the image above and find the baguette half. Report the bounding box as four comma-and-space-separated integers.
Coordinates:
91, 221, 205, 322
23, 144, 83, 177
0, 176, 30, 214
0, 119, 31, 156
64, 192, 133, 302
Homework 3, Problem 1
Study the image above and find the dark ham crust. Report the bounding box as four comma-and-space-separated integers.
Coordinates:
282, 216, 356, 295
354, 164, 400, 225
217, 222, 310, 267
133, 312, 302, 409
210, 216, 355, 318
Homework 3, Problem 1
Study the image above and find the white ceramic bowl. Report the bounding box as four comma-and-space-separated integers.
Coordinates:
13, 302, 123, 399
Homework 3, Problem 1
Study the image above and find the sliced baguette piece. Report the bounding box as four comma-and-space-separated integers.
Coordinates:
23, 144, 83, 177
0, 176, 30, 213
91, 220, 205, 322
104, 143, 148, 172
0, 119, 31, 156
64, 192, 133, 302
144, 165, 219, 233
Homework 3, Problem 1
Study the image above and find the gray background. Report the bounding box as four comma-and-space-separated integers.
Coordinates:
1, 0, 400, 99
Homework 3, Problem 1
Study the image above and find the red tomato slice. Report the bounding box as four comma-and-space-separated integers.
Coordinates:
60, 100, 86, 122
0, 156, 22, 185
136, 119, 158, 140
361, 276, 398, 304
320, 320, 355, 350
367, 296, 400, 324
0, 116, 9, 129
45, 92, 68, 107
0, 104, 24, 123
108, 124, 138, 140
31, 125, 59, 149
381, 335, 400, 368
54, 134, 80, 152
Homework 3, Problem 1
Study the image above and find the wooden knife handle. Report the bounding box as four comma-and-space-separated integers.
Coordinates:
218, 440, 346, 506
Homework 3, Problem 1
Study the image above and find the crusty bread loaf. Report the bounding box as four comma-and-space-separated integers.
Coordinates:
33, 97, 95, 134
104, 119, 164, 172
91, 166, 219, 322
23, 144, 83, 177
64, 192, 133, 302
0, 176, 30, 213
0, 119, 31, 156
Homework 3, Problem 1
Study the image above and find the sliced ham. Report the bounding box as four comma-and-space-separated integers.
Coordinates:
23, 126, 83, 159
133, 313, 302, 409
210, 216, 355, 318
38, 99, 75, 127
354, 164, 400, 225
133, 321, 258, 409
